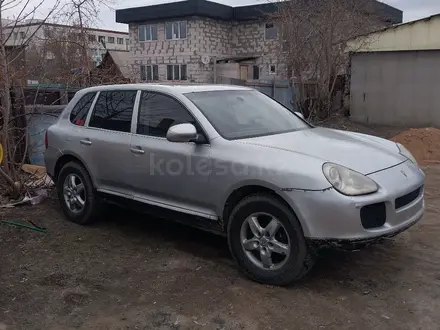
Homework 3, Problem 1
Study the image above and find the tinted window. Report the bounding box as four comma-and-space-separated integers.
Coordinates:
137, 92, 196, 137
186, 90, 309, 140
70, 92, 96, 126
89, 91, 137, 133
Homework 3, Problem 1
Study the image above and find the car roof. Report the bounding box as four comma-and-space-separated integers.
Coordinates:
78, 84, 254, 95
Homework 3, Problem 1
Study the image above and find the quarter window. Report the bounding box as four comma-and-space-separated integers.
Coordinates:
167, 64, 187, 81
165, 21, 187, 40
139, 24, 158, 41
89, 91, 137, 133
70, 92, 96, 126
137, 92, 195, 137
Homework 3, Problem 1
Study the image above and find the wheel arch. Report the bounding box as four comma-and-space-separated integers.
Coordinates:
221, 182, 306, 233
54, 152, 96, 187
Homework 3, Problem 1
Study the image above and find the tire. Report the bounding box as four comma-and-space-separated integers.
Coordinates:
227, 194, 315, 286
57, 161, 101, 225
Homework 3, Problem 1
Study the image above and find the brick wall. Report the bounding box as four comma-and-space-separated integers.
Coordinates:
129, 17, 285, 83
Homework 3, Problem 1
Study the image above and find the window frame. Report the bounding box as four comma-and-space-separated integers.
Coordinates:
140, 65, 159, 82
264, 22, 278, 41
133, 90, 208, 143
269, 64, 277, 75
139, 24, 158, 41
165, 21, 187, 40
117, 37, 124, 45
107, 36, 115, 44
252, 65, 260, 80
85, 90, 139, 134
166, 64, 187, 81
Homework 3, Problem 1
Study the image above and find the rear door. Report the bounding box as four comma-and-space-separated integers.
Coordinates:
82, 90, 138, 197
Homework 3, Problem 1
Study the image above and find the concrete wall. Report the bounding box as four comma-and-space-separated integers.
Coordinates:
347, 14, 440, 53
129, 17, 287, 83
350, 50, 440, 127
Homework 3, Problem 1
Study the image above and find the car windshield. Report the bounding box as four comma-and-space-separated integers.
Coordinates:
185, 90, 310, 140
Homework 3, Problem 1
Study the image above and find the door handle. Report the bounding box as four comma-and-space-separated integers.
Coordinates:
80, 139, 92, 146
130, 147, 145, 155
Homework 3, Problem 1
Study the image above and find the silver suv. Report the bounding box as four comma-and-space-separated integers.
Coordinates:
45, 84, 424, 285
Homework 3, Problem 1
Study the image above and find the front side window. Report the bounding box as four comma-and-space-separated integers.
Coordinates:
139, 24, 158, 41
70, 92, 96, 126
89, 91, 137, 133
137, 92, 195, 137
166, 64, 187, 81
185, 90, 309, 140
165, 21, 187, 40
140, 65, 159, 81
265, 23, 278, 40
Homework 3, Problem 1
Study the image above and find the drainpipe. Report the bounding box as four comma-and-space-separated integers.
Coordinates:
213, 56, 217, 84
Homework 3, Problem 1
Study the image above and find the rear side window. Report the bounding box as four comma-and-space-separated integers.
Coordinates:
89, 91, 137, 133
70, 92, 96, 126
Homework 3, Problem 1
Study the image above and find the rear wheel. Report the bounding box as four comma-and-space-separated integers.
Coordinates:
57, 161, 101, 225
227, 194, 315, 285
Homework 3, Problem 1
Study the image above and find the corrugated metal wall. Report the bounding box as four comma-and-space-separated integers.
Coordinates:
350, 50, 440, 127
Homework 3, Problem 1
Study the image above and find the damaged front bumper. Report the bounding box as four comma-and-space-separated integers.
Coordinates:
283, 160, 425, 248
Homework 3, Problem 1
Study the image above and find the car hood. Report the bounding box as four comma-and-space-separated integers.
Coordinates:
239, 127, 406, 174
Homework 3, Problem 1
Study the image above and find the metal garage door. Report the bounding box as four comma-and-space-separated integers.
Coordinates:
350, 50, 440, 127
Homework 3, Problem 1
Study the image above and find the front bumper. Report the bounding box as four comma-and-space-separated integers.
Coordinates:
286, 160, 425, 241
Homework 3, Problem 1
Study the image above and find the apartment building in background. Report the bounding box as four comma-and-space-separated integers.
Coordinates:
2, 19, 129, 84
116, 0, 402, 83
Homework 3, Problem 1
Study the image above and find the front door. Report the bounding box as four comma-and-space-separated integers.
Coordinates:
129, 91, 215, 218
83, 90, 137, 197
240, 65, 249, 80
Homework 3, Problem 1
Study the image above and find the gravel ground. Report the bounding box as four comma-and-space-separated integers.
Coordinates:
1, 121, 439, 330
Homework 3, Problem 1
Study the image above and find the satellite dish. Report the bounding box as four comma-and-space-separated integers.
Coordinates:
201, 55, 211, 65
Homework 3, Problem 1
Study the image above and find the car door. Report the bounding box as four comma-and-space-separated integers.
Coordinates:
81, 90, 137, 197
130, 90, 215, 218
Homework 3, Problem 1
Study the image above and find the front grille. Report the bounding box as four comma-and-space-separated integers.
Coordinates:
395, 187, 422, 210
360, 202, 386, 229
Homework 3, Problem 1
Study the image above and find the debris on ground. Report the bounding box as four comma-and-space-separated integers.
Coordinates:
22, 164, 54, 188
391, 128, 440, 165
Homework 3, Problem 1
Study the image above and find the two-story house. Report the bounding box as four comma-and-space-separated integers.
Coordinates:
116, 0, 402, 83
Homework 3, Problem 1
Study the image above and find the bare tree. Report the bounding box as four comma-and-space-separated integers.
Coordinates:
0, 0, 63, 198
271, 0, 385, 120
60, 0, 114, 86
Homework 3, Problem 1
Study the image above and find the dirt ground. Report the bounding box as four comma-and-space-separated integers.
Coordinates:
1, 121, 440, 330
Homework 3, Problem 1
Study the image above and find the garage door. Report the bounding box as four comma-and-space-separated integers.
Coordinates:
350, 50, 440, 127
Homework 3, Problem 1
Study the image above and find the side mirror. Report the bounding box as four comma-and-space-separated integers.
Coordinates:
295, 112, 305, 120
166, 123, 198, 143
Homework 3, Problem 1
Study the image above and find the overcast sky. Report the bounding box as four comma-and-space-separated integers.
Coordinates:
7, 0, 440, 32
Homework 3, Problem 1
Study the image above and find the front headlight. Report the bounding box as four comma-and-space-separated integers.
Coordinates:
397, 143, 417, 164
322, 163, 378, 196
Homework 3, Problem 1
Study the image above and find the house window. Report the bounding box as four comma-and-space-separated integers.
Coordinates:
265, 23, 278, 40
89, 34, 96, 42
269, 64, 276, 75
20, 32, 25, 39
44, 28, 53, 38
253, 65, 260, 80
108, 36, 115, 44
139, 24, 158, 41
98, 36, 105, 44
167, 64, 187, 80
140, 65, 159, 81
117, 37, 124, 44
165, 21, 187, 40
126, 38, 129, 44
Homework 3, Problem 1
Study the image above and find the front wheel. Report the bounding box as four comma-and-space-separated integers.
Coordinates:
227, 194, 315, 286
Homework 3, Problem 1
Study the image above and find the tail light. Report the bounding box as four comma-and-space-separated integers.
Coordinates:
44, 131, 48, 149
